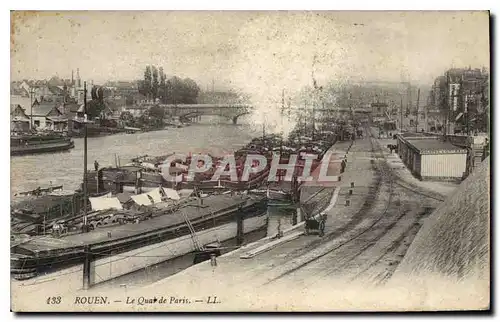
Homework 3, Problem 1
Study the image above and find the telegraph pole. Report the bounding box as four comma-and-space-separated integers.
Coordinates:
83, 82, 89, 233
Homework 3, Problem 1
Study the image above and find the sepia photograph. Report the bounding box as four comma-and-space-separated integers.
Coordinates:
9, 10, 490, 312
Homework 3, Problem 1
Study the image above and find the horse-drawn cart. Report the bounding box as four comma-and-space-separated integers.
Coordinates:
304, 213, 327, 237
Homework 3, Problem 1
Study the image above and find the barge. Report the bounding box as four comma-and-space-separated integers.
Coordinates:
11, 134, 75, 156
11, 193, 267, 280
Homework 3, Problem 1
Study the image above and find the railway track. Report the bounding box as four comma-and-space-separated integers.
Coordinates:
393, 179, 446, 202
261, 127, 443, 286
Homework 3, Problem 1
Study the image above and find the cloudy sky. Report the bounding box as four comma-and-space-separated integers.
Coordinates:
11, 11, 489, 94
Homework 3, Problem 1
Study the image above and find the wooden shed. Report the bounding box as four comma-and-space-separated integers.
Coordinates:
396, 135, 468, 181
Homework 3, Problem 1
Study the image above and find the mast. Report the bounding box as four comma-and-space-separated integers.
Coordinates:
415, 88, 420, 132
312, 102, 316, 140
400, 96, 403, 132
83, 81, 89, 233
465, 90, 470, 136
303, 101, 307, 135
287, 97, 291, 117
281, 89, 285, 113
280, 89, 285, 156
29, 88, 34, 131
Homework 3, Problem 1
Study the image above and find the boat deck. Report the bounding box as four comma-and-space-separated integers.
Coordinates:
13, 194, 259, 254
11, 141, 74, 155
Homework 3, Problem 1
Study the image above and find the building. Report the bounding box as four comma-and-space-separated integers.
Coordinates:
396, 133, 468, 181
11, 82, 29, 97
429, 67, 489, 134
10, 104, 30, 134
30, 100, 69, 133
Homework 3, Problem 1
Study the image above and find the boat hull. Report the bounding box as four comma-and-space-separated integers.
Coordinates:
11, 196, 267, 280
86, 214, 268, 284
11, 140, 75, 156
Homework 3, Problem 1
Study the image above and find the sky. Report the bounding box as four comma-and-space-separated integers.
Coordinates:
11, 11, 489, 133
11, 11, 489, 87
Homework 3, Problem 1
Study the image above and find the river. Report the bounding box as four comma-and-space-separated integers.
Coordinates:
10, 116, 261, 198
11, 116, 298, 287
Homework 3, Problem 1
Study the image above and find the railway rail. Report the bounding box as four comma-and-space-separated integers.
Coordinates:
262, 126, 444, 286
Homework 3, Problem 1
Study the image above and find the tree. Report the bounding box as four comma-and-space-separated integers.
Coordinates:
144, 66, 152, 101
182, 78, 200, 104
139, 66, 201, 104
137, 80, 145, 97
152, 66, 159, 102
168, 76, 182, 104
159, 67, 166, 103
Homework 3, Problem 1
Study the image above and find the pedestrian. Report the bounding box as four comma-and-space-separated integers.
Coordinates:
94, 160, 99, 171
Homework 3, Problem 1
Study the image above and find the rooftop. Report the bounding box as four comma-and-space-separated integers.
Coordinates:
406, 139, 467, 154
31, 103, 62, 117
400, 132, 431, 138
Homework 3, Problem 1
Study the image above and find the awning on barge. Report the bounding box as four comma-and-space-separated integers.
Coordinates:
131, 188, 163, 206
163, 188, 180, 201
89, 196, 123, 211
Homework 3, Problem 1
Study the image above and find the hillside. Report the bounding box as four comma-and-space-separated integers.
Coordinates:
389, 157, 490, 309
395, 157, 489, 279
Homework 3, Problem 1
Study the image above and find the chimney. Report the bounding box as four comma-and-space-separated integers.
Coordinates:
76, 68, 81, 88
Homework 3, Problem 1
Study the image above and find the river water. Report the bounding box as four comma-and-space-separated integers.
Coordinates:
11, 116, 298, 287
10, 116, 262, 198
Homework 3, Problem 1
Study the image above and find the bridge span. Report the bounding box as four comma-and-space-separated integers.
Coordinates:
155, 103, 372, 124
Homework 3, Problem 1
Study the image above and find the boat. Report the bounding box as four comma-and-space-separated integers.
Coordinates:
87, 128, 336, 197
85, 164, 166, 195
11, 187, 108, 237
164, 121, 185, 128
69, 119, 127, 137
10, 192, 268, 280
10, 134, 75, 156
124, 126, 142, 134
11, 84, 269, 281
15, 185, 64, 197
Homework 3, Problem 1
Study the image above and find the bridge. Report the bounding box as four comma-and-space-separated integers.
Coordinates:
158, 104, 372, 124
162, 104, 252, 124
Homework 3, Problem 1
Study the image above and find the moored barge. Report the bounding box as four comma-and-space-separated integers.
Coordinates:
11, 134, 75, 156
11, 193, 267, 280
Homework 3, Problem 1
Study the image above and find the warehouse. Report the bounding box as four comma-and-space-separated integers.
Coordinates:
396, 135, 468, 181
